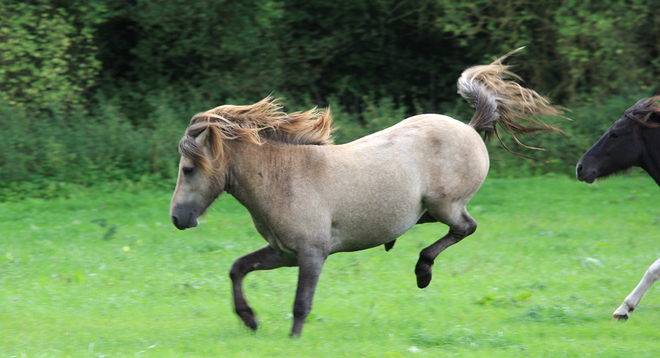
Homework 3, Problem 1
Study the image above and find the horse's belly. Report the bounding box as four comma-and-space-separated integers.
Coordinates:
328, 210, 421, 253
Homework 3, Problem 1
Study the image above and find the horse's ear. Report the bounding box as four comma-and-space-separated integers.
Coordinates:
649, 109, 660, 124
644, 95, 660, 124
195, 127, 210, 146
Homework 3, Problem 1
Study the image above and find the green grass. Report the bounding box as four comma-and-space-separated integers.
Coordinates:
2, 175, 660, 357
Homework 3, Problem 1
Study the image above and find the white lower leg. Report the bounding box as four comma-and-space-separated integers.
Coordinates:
614, 258, 660, 319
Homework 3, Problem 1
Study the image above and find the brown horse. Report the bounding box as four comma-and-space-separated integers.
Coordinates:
577, 95, 660, 321
170, 49, 563, 337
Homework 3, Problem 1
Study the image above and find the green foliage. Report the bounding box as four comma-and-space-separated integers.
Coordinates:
0, 88, 650, 201
0, 95, 187, 201
94, 0, 474, 120
2, 0, 660, 193
0, 0, 105, 112
330, 94, 410, 144
94, 0, 285, 121
553, 0, 656, 102
438, 0, 660, 102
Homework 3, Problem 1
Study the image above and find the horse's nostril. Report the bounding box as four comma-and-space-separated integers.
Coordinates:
172, 216, 179, 226
576, 163, 583, 174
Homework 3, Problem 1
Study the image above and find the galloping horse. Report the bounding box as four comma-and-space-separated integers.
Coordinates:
577, 95, 660, 321
170, 49, 563, 337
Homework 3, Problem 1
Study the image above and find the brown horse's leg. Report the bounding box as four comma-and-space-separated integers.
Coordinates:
229, 245, 297, 330
290, 249, 328, 337
415, 211, 477, 288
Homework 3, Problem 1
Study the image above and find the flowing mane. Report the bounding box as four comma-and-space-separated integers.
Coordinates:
623, 95, 660, 128
179, 96, 334, 173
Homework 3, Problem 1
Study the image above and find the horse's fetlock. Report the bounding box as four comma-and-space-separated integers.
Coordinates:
235, 304, 254, 317
418, 250, 435, 266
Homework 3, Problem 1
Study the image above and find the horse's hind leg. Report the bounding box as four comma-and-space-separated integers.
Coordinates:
230, 245, 297, 330
415, 208, 477, 288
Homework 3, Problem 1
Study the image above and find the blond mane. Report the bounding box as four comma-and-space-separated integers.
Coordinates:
179, 96, 334, 174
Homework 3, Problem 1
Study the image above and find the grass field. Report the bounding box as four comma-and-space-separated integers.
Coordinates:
2, 175, 660, 357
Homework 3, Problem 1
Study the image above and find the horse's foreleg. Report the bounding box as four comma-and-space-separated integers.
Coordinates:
415, 211, 477, 289
290, 249, 328, 338
230, 245, 297, 330
613, 257, 660, 321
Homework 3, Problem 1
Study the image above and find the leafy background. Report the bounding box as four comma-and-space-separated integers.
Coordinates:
1, 0, 659, 199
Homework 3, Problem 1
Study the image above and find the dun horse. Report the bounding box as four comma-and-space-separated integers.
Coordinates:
577, 95, 660, 321
170, 49, 563, 337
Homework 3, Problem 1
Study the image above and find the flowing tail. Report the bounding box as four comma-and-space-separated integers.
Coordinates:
458, 47, 564, 157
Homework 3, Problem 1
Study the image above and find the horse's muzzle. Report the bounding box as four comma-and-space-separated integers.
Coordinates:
171, 212, 199, 230
576, 160, 597, 184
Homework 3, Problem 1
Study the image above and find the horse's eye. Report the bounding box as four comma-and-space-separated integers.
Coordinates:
610, 132, 620, 139
182, 166, 194, 175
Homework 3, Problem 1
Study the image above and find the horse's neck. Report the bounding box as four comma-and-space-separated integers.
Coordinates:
641, 158, 660, 188
640, 131, 660, 187
224, 141, 318, 212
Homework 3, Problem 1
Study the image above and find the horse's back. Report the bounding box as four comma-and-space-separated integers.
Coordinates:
340, 114, 489, 187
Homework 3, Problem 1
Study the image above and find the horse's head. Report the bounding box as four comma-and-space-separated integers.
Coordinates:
170, 123, 227, 230
169, 97, 334, 230
577, 96, 660, 183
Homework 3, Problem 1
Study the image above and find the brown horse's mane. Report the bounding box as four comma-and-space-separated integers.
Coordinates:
624, 95, 660, 128
179, 96, 334, 174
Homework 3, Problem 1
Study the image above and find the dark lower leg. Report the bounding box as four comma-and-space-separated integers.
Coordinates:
415, 231, 463, 288
290, 251, 327, 337
230, 245, 297, 330
415, 212, 476, 289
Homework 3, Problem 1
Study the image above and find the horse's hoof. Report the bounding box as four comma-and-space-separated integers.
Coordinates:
415, 258, 434, 288
416, 273, 432, 289
612, 314, 629, 322
237, 307, 258, 330
243, 316, 258, 330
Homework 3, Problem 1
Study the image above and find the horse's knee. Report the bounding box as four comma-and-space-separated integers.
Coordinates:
452, 214, 477, 238
229, 266, 240, 282
464, 219, 477, 236
229, 258, 249, 282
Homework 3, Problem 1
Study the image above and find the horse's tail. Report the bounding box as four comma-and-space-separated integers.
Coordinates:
458, 47, 564, 155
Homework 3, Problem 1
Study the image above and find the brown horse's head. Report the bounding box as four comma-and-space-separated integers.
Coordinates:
170, 96, 334, 230
576, 96, 660, 183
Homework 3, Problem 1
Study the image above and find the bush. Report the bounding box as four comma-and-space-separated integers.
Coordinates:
0, 93, 191, 201
0, 88, 652, 201
0, 1, 104, 113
